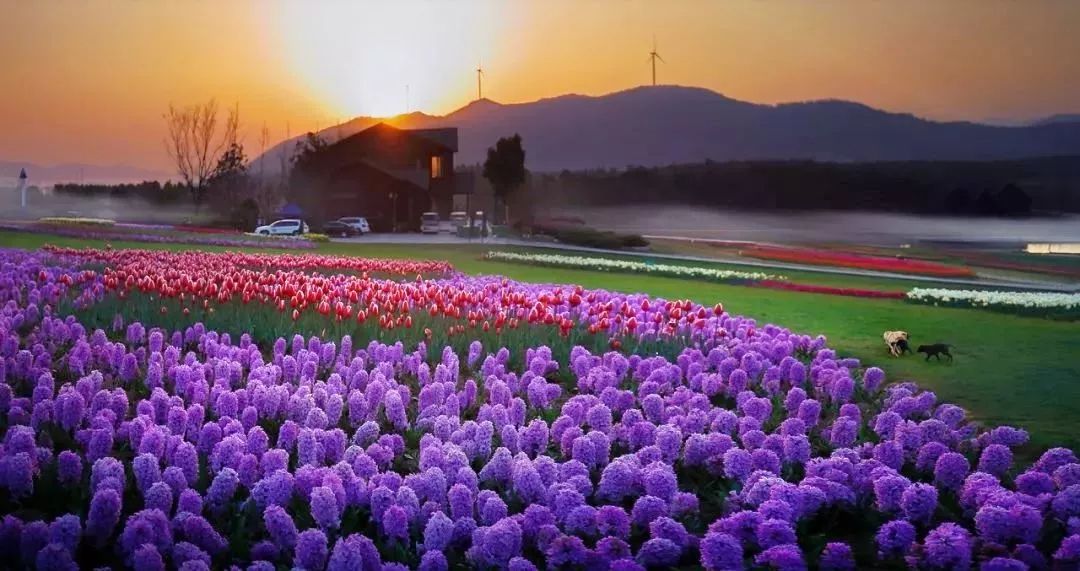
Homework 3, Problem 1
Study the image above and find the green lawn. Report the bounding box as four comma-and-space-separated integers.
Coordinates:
3, 229, 1078, 455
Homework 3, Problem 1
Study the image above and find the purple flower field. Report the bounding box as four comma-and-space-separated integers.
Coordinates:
1, 246, 1078, 570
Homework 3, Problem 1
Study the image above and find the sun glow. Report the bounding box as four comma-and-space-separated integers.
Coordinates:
270, 1, 518, 118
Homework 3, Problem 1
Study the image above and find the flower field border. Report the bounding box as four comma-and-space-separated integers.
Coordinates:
0, 246, 1078, 570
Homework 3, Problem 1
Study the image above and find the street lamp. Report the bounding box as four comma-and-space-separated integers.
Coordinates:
18, 168, 28, 209
388, 191, 398, 233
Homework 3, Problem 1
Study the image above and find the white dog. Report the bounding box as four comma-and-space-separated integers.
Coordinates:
883, 331, 911, 357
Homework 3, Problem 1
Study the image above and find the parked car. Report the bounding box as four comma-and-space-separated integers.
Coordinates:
420, 212, 441, 234
337, 216, 371, 234
455, 209, 490, 236
321, 221, 359, 237
445, 211, 468, 233
254, 219, 308, 236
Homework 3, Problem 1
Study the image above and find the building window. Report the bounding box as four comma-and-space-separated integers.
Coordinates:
430, 155, 444, 178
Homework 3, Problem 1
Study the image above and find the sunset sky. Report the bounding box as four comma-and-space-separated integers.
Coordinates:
3, 0, 1079, 173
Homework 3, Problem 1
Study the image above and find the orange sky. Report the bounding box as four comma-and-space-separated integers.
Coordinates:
2, 0, 1079, 173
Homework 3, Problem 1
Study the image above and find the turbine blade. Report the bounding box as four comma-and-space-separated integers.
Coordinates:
656, 53, 664, 63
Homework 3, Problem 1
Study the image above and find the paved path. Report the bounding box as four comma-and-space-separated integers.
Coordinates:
334, 233, 1080, 293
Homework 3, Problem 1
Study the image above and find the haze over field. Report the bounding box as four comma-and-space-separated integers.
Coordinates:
568, 205, 1080, 245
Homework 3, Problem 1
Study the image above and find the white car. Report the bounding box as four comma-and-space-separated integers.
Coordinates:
254, 219, 309, 236
337, 216, 371, 234
420, 212, 441, 234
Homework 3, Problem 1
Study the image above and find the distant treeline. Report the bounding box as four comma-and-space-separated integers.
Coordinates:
53, 181, 188, 204
533, 156, 1080, 216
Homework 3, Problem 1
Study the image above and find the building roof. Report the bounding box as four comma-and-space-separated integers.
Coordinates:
294, 122, 457, 194
336, 122, 457, 155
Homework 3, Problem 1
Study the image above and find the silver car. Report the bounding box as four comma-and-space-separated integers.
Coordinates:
337, 216, 371, 234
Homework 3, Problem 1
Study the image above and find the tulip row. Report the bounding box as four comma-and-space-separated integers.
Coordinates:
485, 251, 779, 283
753, 280, 906, 300
907, 287, 1080, 319
741, 246, 975, 278
37, 217, 117, 227
50, 247, 725, 349
0, 246, 1078, 570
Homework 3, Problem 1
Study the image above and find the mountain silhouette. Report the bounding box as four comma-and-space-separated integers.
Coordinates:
251, 85, 1080, 174
0, 161, 172, 187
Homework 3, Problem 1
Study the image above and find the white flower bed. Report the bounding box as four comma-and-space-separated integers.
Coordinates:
907, 287, 1080, 312
37, 216, 115, 227
486, 251, 780, 282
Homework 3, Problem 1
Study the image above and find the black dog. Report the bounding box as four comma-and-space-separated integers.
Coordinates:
894, 338, 912, 356
917, 343, 953, 361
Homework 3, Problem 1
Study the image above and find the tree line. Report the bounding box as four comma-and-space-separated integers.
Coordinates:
532, 157, 1080, 216
53, 181, 188, 203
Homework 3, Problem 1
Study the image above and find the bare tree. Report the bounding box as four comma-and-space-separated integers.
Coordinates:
163, 99, 239, 207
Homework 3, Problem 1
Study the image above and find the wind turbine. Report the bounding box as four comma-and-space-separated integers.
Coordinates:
476, 62, 484, 100
648, 36, 664, 86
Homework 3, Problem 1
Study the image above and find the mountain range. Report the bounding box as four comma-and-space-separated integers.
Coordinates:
0, 161, 171, 187
7, 86, 1080, 185
251, 85, 1080, 174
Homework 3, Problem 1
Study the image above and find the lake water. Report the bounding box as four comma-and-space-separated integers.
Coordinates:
565, 205, 1080, 247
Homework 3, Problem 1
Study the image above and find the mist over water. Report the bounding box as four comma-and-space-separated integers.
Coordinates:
566, 205, 1080, 246
0, 188, 207, 226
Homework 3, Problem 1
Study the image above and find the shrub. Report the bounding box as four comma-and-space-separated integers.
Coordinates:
37, 217, 115, 227
535, 226, 650, 250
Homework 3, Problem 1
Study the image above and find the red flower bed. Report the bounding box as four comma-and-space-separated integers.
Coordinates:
946, 252, 1080, 279
754, 279, 906, 299
741, 246, 975, 277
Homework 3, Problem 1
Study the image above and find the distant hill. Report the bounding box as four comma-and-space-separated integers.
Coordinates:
1031, 114, 1080, 126
251, 85, 1080, 173
0, 160, 172, 187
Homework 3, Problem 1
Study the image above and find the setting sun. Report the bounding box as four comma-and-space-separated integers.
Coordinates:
270, 1, 519, 118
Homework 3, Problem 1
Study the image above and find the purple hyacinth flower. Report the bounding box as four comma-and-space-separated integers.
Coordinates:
754, 544, 805, 570
934, 452, 970, 491
310, 486, 342, 530
295, 528, 329, 571
263, 505, 298, 550
923, 522, 972, 570
900, 483, 938, 524
876, 520, 915, 559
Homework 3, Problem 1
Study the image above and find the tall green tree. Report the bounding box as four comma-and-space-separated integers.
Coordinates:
482, 134, 526, 223
208, 142, 248, 188
206, 142, 258, 228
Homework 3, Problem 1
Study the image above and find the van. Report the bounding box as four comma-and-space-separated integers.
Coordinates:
420, 212, 441, 234
446, 211, 468, 233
